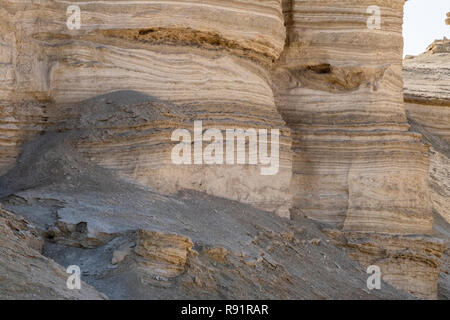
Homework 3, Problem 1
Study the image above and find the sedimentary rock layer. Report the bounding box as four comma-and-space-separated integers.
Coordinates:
272, 0, 441, 298
0, 101, 49, 175
404, 39, 450, 225
48, 90, 292, 216
429, 149, 450, 225
273, 0, 432, 232
324, 229, 445, 300
0, 0, 285, 101
403, 38, 450, 299
1, 0, 448, 300
404, 39, 450, 143
0, 131, 412, 299
0, 206, 105, 299
0, 0, 292, 215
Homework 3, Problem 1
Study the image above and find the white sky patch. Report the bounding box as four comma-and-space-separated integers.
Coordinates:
403, 0, 450, 56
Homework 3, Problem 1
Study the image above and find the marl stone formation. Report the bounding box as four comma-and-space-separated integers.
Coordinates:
0, 0, 448, 300
403, 38, 450, 299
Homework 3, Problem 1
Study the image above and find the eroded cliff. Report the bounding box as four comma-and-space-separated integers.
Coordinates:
0, 0, 448, 300
0, 0, 292, 216
403, 38, 450, 299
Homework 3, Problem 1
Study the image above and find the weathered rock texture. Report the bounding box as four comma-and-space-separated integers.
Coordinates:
404, 39, 450, 144
324, 229, 445, 300
403, 38, 450, 299
0, 0, 292, 215
0, 131, 411, 299
429, 149, 450, 225
433, 212, 450, 300
404, 38, 450, 224
272, 0, 443, 299
0, 206, 106, 299
0, 0, 448, 300
273, 0, 431, 232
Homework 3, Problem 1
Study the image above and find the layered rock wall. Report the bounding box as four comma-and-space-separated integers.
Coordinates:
1, 0, 448, 299
0, 206, 105, 299
404, 39, 450, 225
0, 0, 292, 215
325, 229, 445, 300
273, 0, 432, 232
403, 38, 450, 299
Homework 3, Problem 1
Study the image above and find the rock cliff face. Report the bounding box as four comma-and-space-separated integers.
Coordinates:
403, 38, 450, 299
0, 0, 292, 215
273, 0, 431, 233
271, 0, 444, 299
404, 39, 450, 145
0, 0, 448, 300
0, 206, 105, 299
404, 39, 450, 224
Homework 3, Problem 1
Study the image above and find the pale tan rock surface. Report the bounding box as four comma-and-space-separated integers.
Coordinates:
403, 37, 450, 300
274, 1, 432, 233
61, 91, 292, 217
0, 0, 292, 215
433, 212, 450, 300
272, 0, 442, 299
0, 0, 448, 300
324, 229, 445, 300
404, 39, 450, 144
0, 0, 286, 103
0, 207, 106, 300
273, 0, 432, 233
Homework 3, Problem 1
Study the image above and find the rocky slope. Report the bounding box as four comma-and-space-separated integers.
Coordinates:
272, 0, 444, 299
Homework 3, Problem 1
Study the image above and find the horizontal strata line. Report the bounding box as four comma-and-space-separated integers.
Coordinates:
54, 0, 282, 20
99, 28, 276, 61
